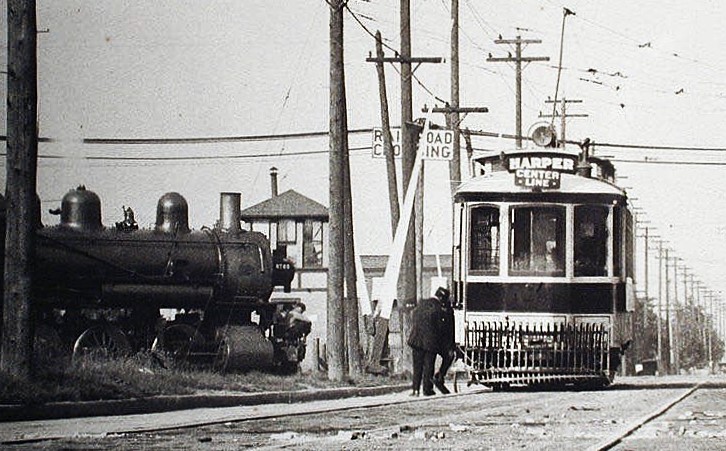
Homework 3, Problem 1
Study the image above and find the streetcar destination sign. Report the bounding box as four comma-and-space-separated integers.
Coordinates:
372, 127, 454, 161
505, 153, 578, 189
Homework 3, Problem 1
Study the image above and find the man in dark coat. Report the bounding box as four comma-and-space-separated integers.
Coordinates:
433, 287, 455, 394
407, 294, 441, 396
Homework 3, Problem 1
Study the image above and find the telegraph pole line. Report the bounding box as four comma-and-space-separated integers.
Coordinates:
2, 0, 39, 378
488, 36, 549, 148
540, 98, 588, 147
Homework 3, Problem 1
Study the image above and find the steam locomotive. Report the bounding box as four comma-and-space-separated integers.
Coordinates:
2, 186, 306, 372
453, 129, 634, 388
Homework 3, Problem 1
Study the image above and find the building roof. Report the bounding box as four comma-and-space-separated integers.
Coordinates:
240, 189, 329, 220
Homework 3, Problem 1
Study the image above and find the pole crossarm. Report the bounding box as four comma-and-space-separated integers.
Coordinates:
424, 106, 489, 114
366, 55, 443, 74
487, 56, 550, 63
366, 56, 444, 64
494, 38, 543, 45
545, 99, 583, 104
539, 112, 589, 118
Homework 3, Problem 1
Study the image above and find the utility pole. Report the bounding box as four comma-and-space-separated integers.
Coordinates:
671, 256, 680, 374
707, 291, 714, 369
400, 0, 415, 335
2, 0, 38, 379
370, 31, 400, 235
449, 0, 460, 195
363, 31, 398, 375
342, 100, 362, 378
365, 1, 442, 373
327, 0, 347, 381
643, 227, 650, 327
656, 241, 664, 375
540, 98, 588, 147
665, 248, 674, 374
488, 36, 549, 148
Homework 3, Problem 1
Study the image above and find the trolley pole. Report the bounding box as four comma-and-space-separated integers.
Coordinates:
488, 36, 549, 148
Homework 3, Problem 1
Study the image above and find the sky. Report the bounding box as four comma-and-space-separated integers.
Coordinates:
2, 0, 726, 305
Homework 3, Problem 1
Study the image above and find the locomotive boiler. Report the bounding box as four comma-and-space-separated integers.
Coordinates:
8, 186, 305, 372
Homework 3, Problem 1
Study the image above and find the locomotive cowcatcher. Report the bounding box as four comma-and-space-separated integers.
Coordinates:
1, 187, 307, 373
452, 134, 634, 388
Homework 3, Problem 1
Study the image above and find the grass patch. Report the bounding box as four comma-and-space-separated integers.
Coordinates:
0, 352, 404, 405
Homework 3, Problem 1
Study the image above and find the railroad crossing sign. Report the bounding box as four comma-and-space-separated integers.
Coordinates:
372, 127, 454, 161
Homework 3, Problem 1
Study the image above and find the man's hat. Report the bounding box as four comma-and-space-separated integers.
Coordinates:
434, 286, 450, 302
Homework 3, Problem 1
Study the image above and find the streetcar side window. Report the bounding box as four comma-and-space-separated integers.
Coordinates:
469, 205, 500, 274
509, 206, 565, 276
574, 205, 609, 277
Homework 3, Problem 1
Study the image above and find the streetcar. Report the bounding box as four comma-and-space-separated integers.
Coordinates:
452, 129, 634, 388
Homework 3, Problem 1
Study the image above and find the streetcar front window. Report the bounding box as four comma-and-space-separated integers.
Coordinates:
574, 205, 608, 277
469, 205, 500, 274
510, 206, 565, 276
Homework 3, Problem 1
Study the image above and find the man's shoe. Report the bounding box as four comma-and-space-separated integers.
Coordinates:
410, 389, 420, 397
423, 390, 436, 396
433, 377, 450, 394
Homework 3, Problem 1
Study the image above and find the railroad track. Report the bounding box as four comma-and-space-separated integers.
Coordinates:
588, 383, 701, 451
4, 378, 718, 449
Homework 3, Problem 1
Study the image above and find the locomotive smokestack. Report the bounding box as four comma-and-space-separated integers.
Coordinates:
219, 192, 241, 233
270, 167, 278, 197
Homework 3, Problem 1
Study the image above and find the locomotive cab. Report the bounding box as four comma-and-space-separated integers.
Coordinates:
453, 145, 634, 388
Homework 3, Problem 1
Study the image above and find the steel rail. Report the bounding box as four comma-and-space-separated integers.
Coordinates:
587, 383, 701, 451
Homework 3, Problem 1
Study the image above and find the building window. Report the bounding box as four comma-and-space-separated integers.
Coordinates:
510, 205, 565, 276
303, 220, 323, 268
277, 219, 296, 245
469, 205, 499, 274
574, 205, 609, 277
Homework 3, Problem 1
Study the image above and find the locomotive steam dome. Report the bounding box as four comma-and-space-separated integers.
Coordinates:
155, 192, 190, 234
60, 186, 103, 231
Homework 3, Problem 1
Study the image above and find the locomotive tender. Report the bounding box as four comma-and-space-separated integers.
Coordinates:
453, 137, 634, 388
4, 187, 305, 372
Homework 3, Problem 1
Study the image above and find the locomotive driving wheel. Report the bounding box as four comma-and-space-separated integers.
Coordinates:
34, 324, 67, 364
151, 324, 204, 364
212, 338, 231, 373
72, 324, 131, 362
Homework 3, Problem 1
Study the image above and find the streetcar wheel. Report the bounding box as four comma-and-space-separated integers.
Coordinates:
72, 325, 131, 362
